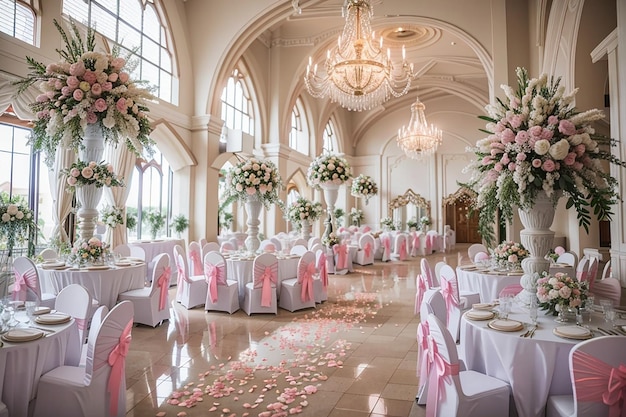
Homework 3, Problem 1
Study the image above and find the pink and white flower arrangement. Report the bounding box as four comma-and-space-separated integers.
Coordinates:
536, 271, 587, 315
492, 240, 529, 268
225, 157, 283, 208
68, 236, 110, 266
14, 19, 154, 167
350, 174, 378, 202
463, 67, 625, 244
307, 153, 352, 188
287, 197, 323, 227
61, 159, 124, 192
0, 199, 36, 253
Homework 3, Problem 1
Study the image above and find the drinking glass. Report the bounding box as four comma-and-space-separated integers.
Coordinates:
605, 306, 617, 327
528, 297, 538, 325
585, 295, 595, 309
499, 295, 512, 320
576, 307, 591, 326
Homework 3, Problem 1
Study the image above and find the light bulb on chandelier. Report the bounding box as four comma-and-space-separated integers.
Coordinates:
304, 0, 415, 111
397, 97, 442, 160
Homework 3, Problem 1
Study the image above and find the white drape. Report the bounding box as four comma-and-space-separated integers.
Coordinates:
103, 144, 137, 249
50, 147, 76, 243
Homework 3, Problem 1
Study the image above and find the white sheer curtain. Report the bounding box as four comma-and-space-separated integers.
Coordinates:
103, 144, 137, 249
49, 147, 76, 243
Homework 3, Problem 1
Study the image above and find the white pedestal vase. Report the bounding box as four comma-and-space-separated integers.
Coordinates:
244, 194, 263, 253
76, 124, 105, 241
517, 191, 558, 305
320, 183, 340, 243
300, 220, 312, 241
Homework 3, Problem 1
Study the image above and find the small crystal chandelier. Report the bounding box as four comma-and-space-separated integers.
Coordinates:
397, 97, 442, 159
304, 0, 415, 111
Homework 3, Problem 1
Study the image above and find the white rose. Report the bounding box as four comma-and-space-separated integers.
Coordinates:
548, 139, 570, 160
1, 213, 9, 222
15, 211, 24, 220
6, 205, 18, 215
534, 139, 550, 155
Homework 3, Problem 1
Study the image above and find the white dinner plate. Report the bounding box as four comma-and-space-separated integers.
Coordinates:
488, 319, 524, 332
465, 310, 495, 321
35, 312, 71, 325
2, 328, 45, 342
553, 326, 592, 340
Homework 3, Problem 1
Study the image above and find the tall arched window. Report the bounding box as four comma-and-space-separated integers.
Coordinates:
221, 69, 254, 135
289, 97, 309, 155
323, 119, 339, 154
0, 0, 35, 45
62, 0, 177, 104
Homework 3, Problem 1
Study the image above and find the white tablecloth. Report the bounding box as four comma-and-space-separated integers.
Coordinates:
0, 313, 80, 417
226, 256, 299, 303
129, 238, 185, 285
460, 306, 613, 417
39, 264, 146, 309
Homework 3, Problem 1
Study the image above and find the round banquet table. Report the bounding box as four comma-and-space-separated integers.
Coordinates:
39, 263, 146, 309
460, 305, 619, 417
129, 238, 185, 285
0, 312, 80, 417
226, 255, 300, 303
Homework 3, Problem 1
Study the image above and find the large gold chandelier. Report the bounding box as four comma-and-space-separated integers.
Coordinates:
304, 0, 415, 112
397, 97, 442, 159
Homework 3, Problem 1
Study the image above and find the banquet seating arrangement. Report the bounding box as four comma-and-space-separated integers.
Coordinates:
187, 241, 203, 276
55, 283, 93, 346
467, 244, 488, 262
557, 251, 578, 268
279, 251, 317, 312
309, 243, 323, 254
12, 256, 57, 308
220, 241, 235, 253
290, 245, 307, 256
242, 253, 279, 315
129, 245, 146, 261
270, 237, 282, 251
575, 257, 590, 282
33, 301, 134, 417
173, 244, 207, 309
112, 244, 131, 257
203, 251, 239, 314
38, 248, 58, 260
118, 253, 172, 326
592, 261, 622, 306
425, 314, 510, 417
546, 336, 626, 417
308, 237, 321, 249
353, 233, 375, 266
259, 239, 275, 252
393, 233, 408, 261
202, 241, 220, 258
292, 238, 307, 248
313, 249, 328, 303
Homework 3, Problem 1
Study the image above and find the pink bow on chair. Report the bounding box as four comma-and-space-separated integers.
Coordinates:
382, 237, 391, 260
204, 261, 225, 304
107, 321, 132, 416
189, 251, 202, 276
416, 321, 431, 383
318, 252, 328, 288
157, 266, 171, 310
415, 274, 426, 315
12, 267, 37, 301
399, 239, 407, 259
176, 255, 186, 287
254, 264, 277, 307
334, 244, 348, 270
440, 278, 459, 326
425, 234, 432, 253
573, 350, 626, 417
426, 335, 460, 417
363, 242, 372, 258
299, 262, 316, 302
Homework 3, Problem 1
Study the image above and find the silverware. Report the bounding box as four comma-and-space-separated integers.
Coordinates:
29, 326, 56, 334
520, 329, 530, 338
528, 326, 537, 338
597, 328, 613, 335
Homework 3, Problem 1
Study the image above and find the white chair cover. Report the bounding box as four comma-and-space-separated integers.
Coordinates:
557, 251, 578, 269
118, 253, 171, 327
309, 243, 323, 254
33, 301, 134, 417
354, 233, 375, 266
39, 248, 58, 260
128, 245, 145, 261
421, 258, 438, 289
279, 251, 317, 312
173, 245, 207, 309
202, 242, 220, 258
203, 251, 239, 314
220, 241, 235, 253
242, 253, 278, 315
12, 256, 56, 308
393, 233, 408, 261
80, 305, 109, 367
270, 237, 282, 251
55, 283, 92, 346
112, 244, 130, 257
576, 257, 590, 282
290, 245, 307, 256
467, 244, 488, 262
187, 241, 203, 276
313, 249, 328, 303
293, 238, 307, 248
438, 264, 463, 343
308, 237, 321, 249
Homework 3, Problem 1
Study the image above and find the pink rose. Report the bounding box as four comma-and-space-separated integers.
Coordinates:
245, 186, 256, 195
72, 89, 84, 101
66, 76, 80, 89
494, 163, 503, 172
101, 82, 112, 91
494, 122, 505, 133
563, 152, 576, 166
548, 115, 559, 125
111, 57, 126, 70
81, 167, 94, 178
119, 72, 130, 83
508, 254, 518, 263
89, 161, 97, 168
36, 94, 48, 103
529, 126, 543, 137
481, 156, 492, 166
490, 149, 502, 156
67, 177, 77, 186
69, 61, 86, 77
108, 73, 119, 83
83, 70, 97, 85
508, 162, 516, 171
107, 164, 114, 173
46, 90, 55, 99
516, 153, 527, 161
116, 98, 127, 113
70, 168, 80, 177
500, 129, 515, 143
54, 80, 63, 90
86, 111, 97, 124
540, 128, 554, 140
575, 144, 586, 157
235, 183, 243, 192
500, 154, 510, 165
542, 159, 556, 172
61, 86, 71, 97
94, 98, 107, 112
558, 119, 577, 136
532, 159, 542, 168
515, 131, 528, 144
259, 184, 268, 194
91, 83, 102, 96
554, 246, 565, 255
509, 115, 522, 129
491, 141, 505, 150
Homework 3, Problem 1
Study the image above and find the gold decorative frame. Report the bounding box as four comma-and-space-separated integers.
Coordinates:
388, 189, 430, 216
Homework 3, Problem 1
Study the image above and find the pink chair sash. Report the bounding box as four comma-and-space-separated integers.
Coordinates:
318, 253, 328, 288
426, 336, 460, 417
157, 266, 171, 310
425, 235, 432, 253
363, 242, 372, 258
411, 233, 421, 256
334, 244, 348, 270
415, 274, 426, 315
363, 226, 371, 233
12, 267, 38, 301
107, 321, 132, 416
440, 278, 459, 326
573, 350, 626, 417
299, 261, 316, 302
204, 261, 225, 304
189, 250, 202, 276
176, 254, 186, 286
254, 263, 278, 307
417, 321, 431, 383
75, 318, 87, 332
399, 239, 407, 259
382, 237, 391, 260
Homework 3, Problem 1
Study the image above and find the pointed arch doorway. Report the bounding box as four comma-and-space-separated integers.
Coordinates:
442, 188, 481, 243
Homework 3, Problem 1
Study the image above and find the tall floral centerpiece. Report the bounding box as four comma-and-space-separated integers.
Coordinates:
349, 208, 364, 227
492, 240, 529, 271
464, 67, 625, 304
419, 216, 431, 232
225, 157, 282, 252
67, 236, 110, 267
14, 19, 154, 241
307, 153, 352, 242
350, 174, 378, 205
287, 197, 323, 240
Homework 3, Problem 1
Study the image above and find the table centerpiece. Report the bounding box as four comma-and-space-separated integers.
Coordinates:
536, 271, 587, 321
287, 197, 323, 240
350, 174, 378, 205
492, 240, 529, 271
67, 236, 110, 267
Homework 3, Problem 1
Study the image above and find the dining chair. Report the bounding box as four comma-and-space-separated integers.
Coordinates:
228, 237, 239, 250
33, 300, 134, 417
421, 258, 438, 289
546, 336, 626, 417
575, 257, 590, 282
55, 283, 92, 345
80, 305, 109, 367
309, 243, 323, 254
38, 248, 58, 260
425, 313, 510, 417
392, 233, 408, 261
353, 233, 375, 266
187, 241, 203, 276
203, 251, 239, 314
220, 241, 235, 253
112, 244, 131, 257
118, 253, 171, 326
173, 244, 207, 309
439, 264, 480, 342
590, 261, 621, 307
380, 234, 392, 262
202, 242, 220, 258
293, 238, 307, 248
557, 251, 578, 269
269, 237, 282, 252
308, 237, 321, 249
313, 249, 328, 304
586, 256, 599, 291
128, 245, 146, 261
289, 245, 307, 256
11, 256, 56, 308
434, 261, 447, 285
259, 239, 274, 252
242, 253, 278, 315
279, 251, 317, 312
410, 231, 422, 257
467, 244, 488, 262
332, 242, 350, 274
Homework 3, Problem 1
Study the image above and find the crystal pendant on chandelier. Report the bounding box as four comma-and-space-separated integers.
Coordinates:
304, 0, 415, 111
397, 97, 442, 160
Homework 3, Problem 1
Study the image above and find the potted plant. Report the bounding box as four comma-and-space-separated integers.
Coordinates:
171, 214, 189, 238
144, 211, 166, 240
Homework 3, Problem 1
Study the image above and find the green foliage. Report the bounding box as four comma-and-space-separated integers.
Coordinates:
171, 214, 189, 234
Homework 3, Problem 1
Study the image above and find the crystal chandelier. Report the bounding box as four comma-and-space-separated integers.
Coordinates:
304, 0, 415, 111
397, 97, 442, 159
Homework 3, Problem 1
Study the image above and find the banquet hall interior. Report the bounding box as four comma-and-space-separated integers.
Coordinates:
1, 0, 626, 416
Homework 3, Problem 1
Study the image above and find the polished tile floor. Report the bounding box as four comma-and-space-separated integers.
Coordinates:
124, 246, 469, 417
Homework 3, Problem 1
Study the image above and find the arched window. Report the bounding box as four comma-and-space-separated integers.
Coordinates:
323, 119, 339, 154
0, 0, 35, 45
286, 186, 300, 208
289, 97, 309, 155
62, 0, 177, 104
221, 69, 254, 135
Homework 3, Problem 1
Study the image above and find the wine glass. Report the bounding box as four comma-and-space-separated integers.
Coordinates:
528, 296, 538, 326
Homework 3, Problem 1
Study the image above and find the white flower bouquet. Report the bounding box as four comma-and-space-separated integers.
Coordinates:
14, 19, 155, 167
61, 159, 124, 192
0, 200, 37, 252
492, 240, 529, 269
463, 67, 626, 244
351, 174, 378, 202
225, 157, 283, 209
287, 197, 323, 227
307, 153, 352, 189
322, 232, 339, 247
68, 236, 110, 266
380, 217, 395, 231
349, 208, 364, 226
536, 271, 587, 316
101, 205, 124, 228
